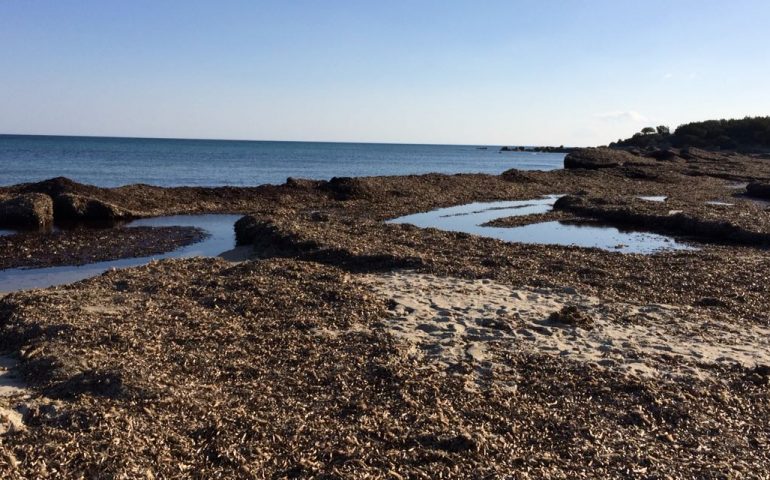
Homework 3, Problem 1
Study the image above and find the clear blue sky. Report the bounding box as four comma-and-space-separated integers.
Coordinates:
1, 1, 768, 146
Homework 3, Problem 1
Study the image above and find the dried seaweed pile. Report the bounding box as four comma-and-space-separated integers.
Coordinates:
0, 226, 206, 270
0, 258, 768, 478
1, 149, 770, 477
0, 177, 323, 218
239, 212, 770, 324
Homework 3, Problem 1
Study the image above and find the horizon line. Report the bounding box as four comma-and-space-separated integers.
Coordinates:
0, 132, 576, 148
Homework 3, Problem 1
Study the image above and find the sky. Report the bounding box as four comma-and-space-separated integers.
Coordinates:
1, 1, 769, 146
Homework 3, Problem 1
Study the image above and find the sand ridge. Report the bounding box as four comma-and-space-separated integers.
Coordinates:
362, 271, 770, 384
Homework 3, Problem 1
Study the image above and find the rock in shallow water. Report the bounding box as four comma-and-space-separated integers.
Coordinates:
0, 193, 53, 229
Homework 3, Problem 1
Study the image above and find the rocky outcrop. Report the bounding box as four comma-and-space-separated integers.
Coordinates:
0, 193, 54, 229
554, 195, 770, 246
234, 215, 320, 255
234, 215, 262, 246
746, 181, 770, 200
53, 193, 134, 223
285, 177, 324, 190
563, 148, 637, 170
499, 169, 537, 183
320, 177, 375, 201
646, 149, 678, 161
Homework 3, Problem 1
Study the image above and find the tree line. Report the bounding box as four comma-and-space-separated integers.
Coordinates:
610, 116, 770, 151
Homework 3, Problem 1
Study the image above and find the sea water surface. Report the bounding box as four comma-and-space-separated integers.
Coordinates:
0, 135, 564, 187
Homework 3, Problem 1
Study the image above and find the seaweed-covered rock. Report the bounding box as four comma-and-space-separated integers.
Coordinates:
548, 305, 593, 329
554, 194, 770, 246
552, 195, 587, 211
234, 215, 261, 246
646, 149, 678, 161
0, 193, 54, 229
564, 148, 636, 170
53, 193, 132, 222
746, 181, 770, 200
25, 176, 86, 197
499, 169, 536, 183
321, 176, 375, 200
285, 177, 323, 189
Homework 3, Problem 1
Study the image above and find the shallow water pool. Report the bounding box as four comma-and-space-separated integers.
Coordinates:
0, 214, 241, 293
388, 197, 695, 254
638, 195, 667, 202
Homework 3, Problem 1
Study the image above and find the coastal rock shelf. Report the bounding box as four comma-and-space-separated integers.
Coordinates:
387, 196, 695, 254
0, 214, 241, 293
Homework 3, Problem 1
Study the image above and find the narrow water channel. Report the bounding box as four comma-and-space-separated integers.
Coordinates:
0, 214, 241, 293
388, 196, 695, 254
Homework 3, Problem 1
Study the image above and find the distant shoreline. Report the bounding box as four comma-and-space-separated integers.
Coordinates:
499, 145, 578, 154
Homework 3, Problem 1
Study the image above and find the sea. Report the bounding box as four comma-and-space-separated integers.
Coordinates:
0, 135, 564, 188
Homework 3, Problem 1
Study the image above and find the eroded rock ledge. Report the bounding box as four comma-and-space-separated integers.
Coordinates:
553, 195, 770, 246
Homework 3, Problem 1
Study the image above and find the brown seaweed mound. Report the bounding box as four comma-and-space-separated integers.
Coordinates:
0, 226, 206, 269
53, 193, 136, 222
0, 258, 768, 477
564, 148, 640, 169
0, 193, 54, 229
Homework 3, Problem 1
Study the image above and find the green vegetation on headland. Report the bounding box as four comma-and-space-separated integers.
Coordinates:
611, 116, 770, 152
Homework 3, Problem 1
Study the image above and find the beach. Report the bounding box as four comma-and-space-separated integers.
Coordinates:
1, 147, 770, 477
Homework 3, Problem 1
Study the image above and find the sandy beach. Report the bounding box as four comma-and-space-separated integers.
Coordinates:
1, 147, 770, 477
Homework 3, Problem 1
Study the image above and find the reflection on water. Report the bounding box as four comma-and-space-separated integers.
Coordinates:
393, 196, 561, 229
388, 197, 695, 254
638, 196, 667, 202
0, 214, 241, 293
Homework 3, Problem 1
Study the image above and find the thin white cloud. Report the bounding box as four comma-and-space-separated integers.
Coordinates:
594, 110, 649, 123
663, 73, 674, 79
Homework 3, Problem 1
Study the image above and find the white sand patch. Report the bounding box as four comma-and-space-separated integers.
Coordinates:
362, 271, 770, 384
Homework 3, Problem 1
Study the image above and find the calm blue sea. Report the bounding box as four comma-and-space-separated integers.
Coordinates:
0, 135, 564, 187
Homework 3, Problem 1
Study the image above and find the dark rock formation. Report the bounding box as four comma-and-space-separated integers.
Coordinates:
53, 193, 133, 223
320, 177, 374, 201
563, 148, 637, 170
285, 177, 323, 189
499, 169, 536, 183
554, 195, 770, 246
646, 149, 678, 161
0, 193, 54, 229
15, 177, 111, 202
235, 215, 319, 255
234, 215, 262, 246
746, 182, 770, 200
